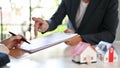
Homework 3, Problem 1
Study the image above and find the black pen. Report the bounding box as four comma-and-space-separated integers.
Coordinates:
9, 31, 31, 44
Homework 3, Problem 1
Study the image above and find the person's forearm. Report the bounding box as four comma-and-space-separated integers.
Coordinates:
0, 39, 10, 49
81, 31, 115, 45
0, 44, 10, 54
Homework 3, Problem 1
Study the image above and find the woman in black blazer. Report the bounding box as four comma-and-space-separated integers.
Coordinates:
32, 0, 119, 45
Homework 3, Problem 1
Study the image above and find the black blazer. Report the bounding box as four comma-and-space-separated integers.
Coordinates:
47, 0, 119, 45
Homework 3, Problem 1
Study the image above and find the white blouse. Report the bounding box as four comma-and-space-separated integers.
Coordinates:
67, 0, 89, 32
75, 0, 89, 28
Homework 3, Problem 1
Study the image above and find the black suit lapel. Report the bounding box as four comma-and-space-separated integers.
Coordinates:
77, 0, 100, 31
71, 0, 80, 31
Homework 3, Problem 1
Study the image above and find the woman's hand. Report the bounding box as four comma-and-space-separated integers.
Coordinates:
32, 17, 49, 38
64, 29, 82, 46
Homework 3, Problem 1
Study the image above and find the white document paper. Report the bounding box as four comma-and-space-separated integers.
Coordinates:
20, 32, 77, 53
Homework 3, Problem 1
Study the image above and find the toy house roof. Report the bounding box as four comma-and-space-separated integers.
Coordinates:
72, 42, 96, 57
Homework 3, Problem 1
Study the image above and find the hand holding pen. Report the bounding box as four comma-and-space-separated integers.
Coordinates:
9, 32, 31, 44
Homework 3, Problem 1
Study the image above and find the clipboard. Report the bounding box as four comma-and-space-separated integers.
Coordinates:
19, 32, 78, 53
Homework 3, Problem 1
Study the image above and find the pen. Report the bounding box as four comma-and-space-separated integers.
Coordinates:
9, 31, 31, 44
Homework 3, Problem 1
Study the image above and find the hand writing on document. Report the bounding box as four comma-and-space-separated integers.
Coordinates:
1, 35, 25, 49
32, 17, 49, 38
64, 29, 82, 46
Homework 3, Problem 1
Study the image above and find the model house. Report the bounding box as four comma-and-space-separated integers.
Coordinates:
96, 41, 118, 63
71, 42, 97, 64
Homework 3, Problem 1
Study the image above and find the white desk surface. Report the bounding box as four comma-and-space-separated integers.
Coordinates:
3, 41, 120, 68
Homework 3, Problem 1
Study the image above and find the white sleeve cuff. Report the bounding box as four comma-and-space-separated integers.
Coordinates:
0, 44, 10, 54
